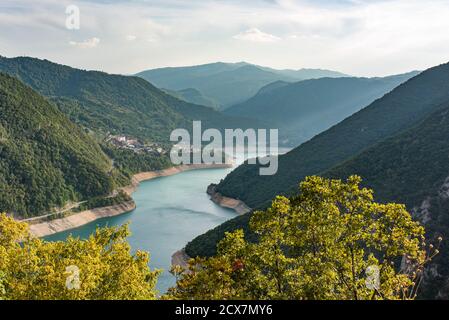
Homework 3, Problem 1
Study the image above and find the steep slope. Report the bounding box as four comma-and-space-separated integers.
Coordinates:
0, 56, 259, 143
185, 61, 449, 262
0, 73, 114, 217
216, 62, 449, 208
190, 101, 449, 298
225, 72, 418, 145
136, 62, 347, 108
322, 100, 449, 299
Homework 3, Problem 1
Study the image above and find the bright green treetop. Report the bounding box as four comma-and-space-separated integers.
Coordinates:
169, 176, 438, 300
0, 213, 159, 300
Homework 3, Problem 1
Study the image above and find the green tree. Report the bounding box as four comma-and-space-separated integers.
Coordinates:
0, 213, 160, 300
169, 176, 438, 300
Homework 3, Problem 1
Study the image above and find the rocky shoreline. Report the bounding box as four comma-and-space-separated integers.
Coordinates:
169, 183, 252, 271
171, 249, 191, 269
28, 163, 233, 237
206, 183, 251, 215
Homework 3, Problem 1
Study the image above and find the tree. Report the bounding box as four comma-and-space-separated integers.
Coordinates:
168, 176, 439, 300
0, 213, 160, 300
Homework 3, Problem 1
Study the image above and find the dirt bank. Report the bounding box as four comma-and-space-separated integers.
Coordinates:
29, 201, 136, 237
207, 184, 251, 215
28, 163, 233, 237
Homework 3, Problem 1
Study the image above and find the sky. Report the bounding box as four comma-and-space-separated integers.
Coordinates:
1, 0, 449, 77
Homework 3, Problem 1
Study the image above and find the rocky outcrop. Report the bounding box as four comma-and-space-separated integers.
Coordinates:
29, 201, 136, 237
171, 249, 191, 269
207, 184, 251, 215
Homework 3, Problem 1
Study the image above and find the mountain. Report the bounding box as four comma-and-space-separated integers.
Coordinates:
257, 66, 348, 79
0, 72, 114, 217
185, 61, 449, 263
191, 100, 449, 298
215, 63, 449, 208
225, 72, 419, 146
136, 62, 348, 109
0, 56, 261, 144
321, 100, 449, 299
162, 87, 220, 109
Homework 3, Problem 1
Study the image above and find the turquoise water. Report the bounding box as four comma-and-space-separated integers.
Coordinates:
44, 148, 289, 294
45, 167, 237, 294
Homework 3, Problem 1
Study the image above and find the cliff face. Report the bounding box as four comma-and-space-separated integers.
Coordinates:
207, 184, 251, 215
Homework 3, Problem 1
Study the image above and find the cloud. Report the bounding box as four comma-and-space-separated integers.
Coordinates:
126, 35, 137, 41
233, 28, 281, 43
69, 37, 100, 48
2, 0, 449, 76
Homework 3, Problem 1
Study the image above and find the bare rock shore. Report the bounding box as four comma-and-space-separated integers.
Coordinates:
206, 183, 251, 215
170, 183, 252, 271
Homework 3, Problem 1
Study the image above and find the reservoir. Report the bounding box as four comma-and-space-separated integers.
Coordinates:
45, 148, 289, 294
45, 166, 236, 294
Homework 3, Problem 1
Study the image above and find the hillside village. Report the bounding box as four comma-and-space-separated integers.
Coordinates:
106, 134, 167, 155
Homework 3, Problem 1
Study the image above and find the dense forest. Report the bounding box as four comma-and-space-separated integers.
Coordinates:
186, 61, 449, 298
215, 61, 449, 208
0, 73, 114, 217
324, 100, 449, 298
2, 176, 433, 300
0, 57, 265, 144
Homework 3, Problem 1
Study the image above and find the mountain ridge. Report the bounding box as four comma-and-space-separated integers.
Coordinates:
136, 61, 348, 109
225, 71, 419, 146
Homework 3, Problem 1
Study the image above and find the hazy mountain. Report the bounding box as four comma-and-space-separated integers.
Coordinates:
257, 66, 348, 79
162, 87, 220, 109
0, 56, 262, 143
186, 61, 449, 263
225, 72, 419, 146
136, 62, 348, 109
0, 72, 114, 217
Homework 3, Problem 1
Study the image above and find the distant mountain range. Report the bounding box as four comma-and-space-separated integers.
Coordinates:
136, 62, 348, 109
186, 61, 449, 298
225, 72, 419, 146
0, 57, 264, 144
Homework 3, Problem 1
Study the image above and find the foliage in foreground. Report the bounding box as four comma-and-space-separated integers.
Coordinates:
0, 176, 440, 300
0, 214, 159, 300
169, 176, 438, 300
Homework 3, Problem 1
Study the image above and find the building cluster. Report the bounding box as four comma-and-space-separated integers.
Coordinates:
106, 135, 166, 155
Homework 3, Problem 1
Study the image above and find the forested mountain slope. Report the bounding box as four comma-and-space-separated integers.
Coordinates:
225, 72, 418, 145
185, 62, 449, 277
0, 56, 259, 143
0, 73, 114, 217
323, 100, 449, 299
215, 62, 449, 208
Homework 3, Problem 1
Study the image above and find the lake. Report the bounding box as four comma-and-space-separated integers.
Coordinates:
45, 166, 237, 294
45, 148, 289, 294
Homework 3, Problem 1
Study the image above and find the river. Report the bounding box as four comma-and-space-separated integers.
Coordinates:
45, 148, 289, 294
45, 167, 237, 294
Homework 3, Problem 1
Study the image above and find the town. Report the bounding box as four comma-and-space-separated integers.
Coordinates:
105, 134, 167, 156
